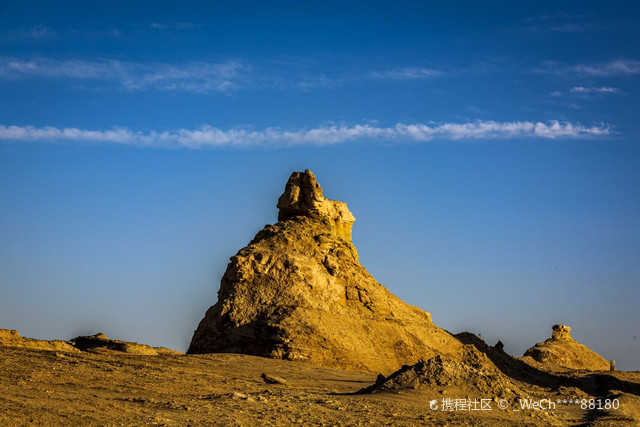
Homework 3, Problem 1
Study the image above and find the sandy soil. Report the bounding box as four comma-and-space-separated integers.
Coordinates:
1, 345, 639, 426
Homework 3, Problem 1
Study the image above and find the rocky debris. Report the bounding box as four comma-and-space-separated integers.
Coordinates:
261, 373, 288, 385
357, 344, 526, 400
188, 169, 463, 373
0, 329, 79, 353
230, 391, 251, 400
71, 333, 160, 355
523, 325, 609, 371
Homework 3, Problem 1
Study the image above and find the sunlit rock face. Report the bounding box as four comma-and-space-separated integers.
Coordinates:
187, 170, 462, 373
524, 324, 609, 371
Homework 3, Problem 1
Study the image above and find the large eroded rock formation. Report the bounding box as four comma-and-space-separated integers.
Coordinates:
188, 170, 462, 373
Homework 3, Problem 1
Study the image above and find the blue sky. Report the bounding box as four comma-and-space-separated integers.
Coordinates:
1, 1, 639, 369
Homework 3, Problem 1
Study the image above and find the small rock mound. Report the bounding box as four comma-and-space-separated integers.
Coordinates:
71, 333, 160, 355
358, 344, 525, 400
0, 329, 20, 340
1, 329, 181, 355
523, 324, 608, 371
0, 329, 78, 353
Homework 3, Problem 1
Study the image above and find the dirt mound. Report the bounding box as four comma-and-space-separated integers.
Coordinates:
0, 329, 79, 353
188, 170, 463, 373
1, 329, 181, 355
523, 325, 609, 371
71, 333, 180, 355
358, 341, 527, 400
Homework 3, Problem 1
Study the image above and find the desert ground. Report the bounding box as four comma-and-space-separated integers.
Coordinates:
1, 333, 639, 426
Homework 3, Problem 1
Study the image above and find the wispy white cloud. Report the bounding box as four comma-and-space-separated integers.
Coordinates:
259, 72, 341, 91
0, 57, 121, 79
536, 59, 640, 76
369, 67, 444, 80
0, 126, 135, 144
0, 56, 341, 93
122, 61, 243, 92
0, 120, 612, 148
0, 57, 244, 93
568, 60, 640, 76
569, 86, 621, 94
549, 86, 622, 98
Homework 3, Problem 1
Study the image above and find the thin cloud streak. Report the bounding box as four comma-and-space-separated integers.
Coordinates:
569, 60, 640, 76
536, 59, 640, 76
0, 121, 612, 148
369, 67, 444, 80
0, 57, 245, 93
570, 86, 620, 94
0, 56, 339, 93
549, 86, 622, 98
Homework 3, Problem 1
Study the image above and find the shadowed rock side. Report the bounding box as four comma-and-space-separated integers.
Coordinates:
188, 170, 463, 373
523, 324, 609, 371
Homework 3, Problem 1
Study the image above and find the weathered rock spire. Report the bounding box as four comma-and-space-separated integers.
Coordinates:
277, 170, 355, 241
188, 170, 461, 373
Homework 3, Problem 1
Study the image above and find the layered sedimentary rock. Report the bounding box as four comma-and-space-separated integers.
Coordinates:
523, 324, 609, 371
188, 170, 462, 373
